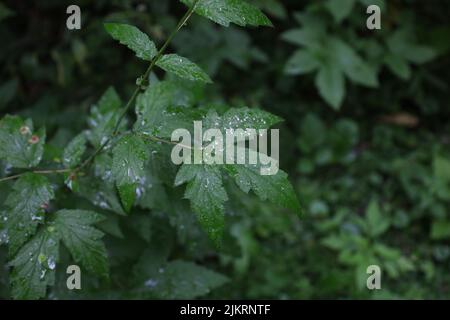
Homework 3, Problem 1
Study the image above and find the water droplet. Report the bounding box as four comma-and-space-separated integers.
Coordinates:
144, 279, 158, 288
47, 257, 56, 270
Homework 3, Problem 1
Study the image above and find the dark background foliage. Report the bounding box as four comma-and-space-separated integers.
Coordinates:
0, 0, 449, 299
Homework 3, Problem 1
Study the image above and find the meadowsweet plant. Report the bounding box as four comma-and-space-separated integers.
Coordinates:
0, 0, 300, 299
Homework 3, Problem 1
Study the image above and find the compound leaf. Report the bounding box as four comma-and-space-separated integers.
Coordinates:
53, 209, 108, 278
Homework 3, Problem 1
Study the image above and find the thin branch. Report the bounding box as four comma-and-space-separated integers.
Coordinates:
0, 1, 201, 184
0, 168, 72, 183
69, 0, 200, 176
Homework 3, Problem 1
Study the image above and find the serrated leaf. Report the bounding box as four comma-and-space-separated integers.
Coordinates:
221, 107, 282, 129
224, 163, 301, 214
175, 164, 228, 247
117, 183, 136, 213
52, 209, 108, 278
63, 133, 87, 168
104, 23, 157, 61
77, 176, 126, 216
181, 0, 273, 27
315, 63, 345, 110
112, 134, 149, 211
9, 227, 59, 299
0, 115, 46, 168
86, 87, 124, 148
134, 81, 202, 138
156, 54, 212, 83
5, 173, 55, 255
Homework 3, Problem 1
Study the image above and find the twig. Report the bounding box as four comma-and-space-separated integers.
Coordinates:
0, 1, 201, 184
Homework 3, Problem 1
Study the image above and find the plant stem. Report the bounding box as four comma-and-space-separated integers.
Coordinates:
0, 1, 201, 184
0, 169, 72, 183
70, 0, 200, 175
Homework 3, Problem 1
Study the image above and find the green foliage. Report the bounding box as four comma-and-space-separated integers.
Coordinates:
181, 0, 273, 27
156, 54, 213, 83
85, 87, 124, 148
112, 134, 149, 212
175, 164, 228, 247
9, 227, 59, 299
225, 164, 301, 213
5, 173, 54, 255
63, 134, 87, 168
104, 23, 157, 61
0, 116, 46, 168
131, 247, 228, 299
1, 0, 449, 300
52, 210, 108, 278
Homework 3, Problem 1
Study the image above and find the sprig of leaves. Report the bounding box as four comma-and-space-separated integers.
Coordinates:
0, 0, 301, 300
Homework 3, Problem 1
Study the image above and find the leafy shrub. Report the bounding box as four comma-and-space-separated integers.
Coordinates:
0, 0, 449, 299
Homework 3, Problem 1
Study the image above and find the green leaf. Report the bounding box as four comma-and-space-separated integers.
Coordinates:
150, 260, 228, 298
224, 163, 301, 214
5, 173, 55, 255
175, 164, 228, 247
281, 28, 324, 48
134, 81, 201, 138
434, 156, 450, 182
117, 183, 136, 213
330, 37, 378, 87
431, 220, 450, 240
133, 249, 228, 299
0, 115, 46, 168
315, 64, 345, 110
77, 176, 126, 216
63, 133, 87, 168
384, 53, 411, 80
221, 107, 282, 129
112, 134, 149, 212
156, 54, 212, 83
366, 201, 389, 237
104, 23, 157, 61
181, 0, 273, 27
86, 87, 124, 148
9, 227, 59, 299
53, 210, 108, 278
325, 0, 356, 23
284, 49, 320, 75
387, 29, 437, 64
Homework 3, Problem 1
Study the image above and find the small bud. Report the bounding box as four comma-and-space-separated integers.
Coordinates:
40, 203, 49, 210
20, 126, 31, 135
28, 135, 40, 144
